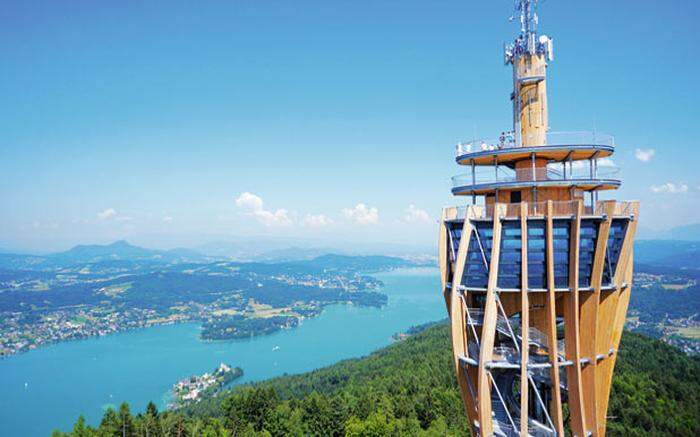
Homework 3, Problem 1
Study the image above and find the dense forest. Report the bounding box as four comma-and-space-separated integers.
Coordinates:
53, 323, 699, 436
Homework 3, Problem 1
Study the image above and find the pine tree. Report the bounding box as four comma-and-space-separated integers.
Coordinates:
118, 403, 134, 437
143, 402, 161, 437
99, 408, 120, 437
72, 415, 90, 437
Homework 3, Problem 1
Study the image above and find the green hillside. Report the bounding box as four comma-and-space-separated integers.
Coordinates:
54, 323, 699, 436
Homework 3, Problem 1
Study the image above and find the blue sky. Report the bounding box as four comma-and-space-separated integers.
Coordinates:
1, 0, 698, 252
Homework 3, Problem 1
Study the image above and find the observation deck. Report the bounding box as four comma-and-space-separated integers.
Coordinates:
455, 131, 614, 166
452, 131, 620, 196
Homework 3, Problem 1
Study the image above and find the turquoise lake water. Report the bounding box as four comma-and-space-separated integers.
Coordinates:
0, 267, 443, 436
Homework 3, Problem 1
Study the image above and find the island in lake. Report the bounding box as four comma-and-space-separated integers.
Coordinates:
170, 363, 243, 408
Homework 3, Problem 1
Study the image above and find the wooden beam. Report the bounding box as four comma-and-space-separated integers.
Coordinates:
565, 200, 587, 436
477, 203, 506, 437
596, 202, 639, 436
438, 208, 450, 313
519, 202, 530, 437
579, 201, 615, 434
545, 200, 565, 435
449, 207, 479, 429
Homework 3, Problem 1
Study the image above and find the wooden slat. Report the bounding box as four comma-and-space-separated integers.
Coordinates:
579, 201, 615, 433
449, 207, 479, 429
596, 202, 639, 436
438, 209, 450, 313
477, 203, 506, 437
596, 207, 624, 360
519, 202, 530, 437
545, 200, 565, 435
564, 200, 587, 436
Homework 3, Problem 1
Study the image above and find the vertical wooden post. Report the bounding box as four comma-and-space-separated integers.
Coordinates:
565, 200, 587, 436
580, 201, 615, 434
596, 202, 639, 436
519, 202, 530, 437
477, 203, 505, 436
449, 207, 480, 428
438, 208, 450, 313
545, 200, 565, 435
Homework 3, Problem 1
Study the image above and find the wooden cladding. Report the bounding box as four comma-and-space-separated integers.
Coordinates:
441, 200, 638, 437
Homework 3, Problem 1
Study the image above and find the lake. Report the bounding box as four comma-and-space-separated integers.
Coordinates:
0, 267, 442, 436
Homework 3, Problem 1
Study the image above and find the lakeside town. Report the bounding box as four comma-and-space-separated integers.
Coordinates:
170, 363, 243, 408
627, 271, 700, 355
0, 254, 395, 357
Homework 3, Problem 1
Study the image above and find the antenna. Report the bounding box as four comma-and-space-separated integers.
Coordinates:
504, 0, 553, 65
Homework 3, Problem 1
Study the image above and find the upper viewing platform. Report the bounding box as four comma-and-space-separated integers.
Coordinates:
455, 131, 615, 166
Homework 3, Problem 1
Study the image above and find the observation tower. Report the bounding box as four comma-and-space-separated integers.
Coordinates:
438, 1, 639, 436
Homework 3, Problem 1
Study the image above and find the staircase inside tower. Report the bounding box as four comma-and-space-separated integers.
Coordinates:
459, 299, 569, 437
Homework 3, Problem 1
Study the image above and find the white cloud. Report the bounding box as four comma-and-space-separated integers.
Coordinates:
253, 209, 293, 227
235, 192, 293, 227
341, 203, 379, 225
403, 204, 431, 223
235, 192, 264, 212
301, 214, 333, 228
650, 182, 688, 194
635, 148, 655, 162
97, 208, 117, 221
162, 216, 173, 223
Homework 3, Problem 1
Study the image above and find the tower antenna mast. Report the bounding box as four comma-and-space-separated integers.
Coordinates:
505, 0, 552, 64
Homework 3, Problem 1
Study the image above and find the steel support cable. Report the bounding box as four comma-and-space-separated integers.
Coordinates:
528, 373, 556, 433
489, 371, 519, 434
474, 225, 490, 270
458, 292, 480, 410
461, 293, 482, 348
496, 293, 522, 355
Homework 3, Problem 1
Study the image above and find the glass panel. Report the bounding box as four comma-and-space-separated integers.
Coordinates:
602, 218, 629, 285
463, 221, 493, 288
578, 218, 599, 287
552, 219, 570, 288
446, 221, 462, 262
498, 221, 522, 288
527, 219, 547, 289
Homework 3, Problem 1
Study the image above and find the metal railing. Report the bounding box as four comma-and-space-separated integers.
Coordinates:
596, 201, 639, 216
451, 164, 621, 189
455, 131, 615, 156
443, 200, 636, 221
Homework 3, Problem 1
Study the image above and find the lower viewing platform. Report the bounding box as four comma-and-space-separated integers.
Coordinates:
451, 165, 621, 196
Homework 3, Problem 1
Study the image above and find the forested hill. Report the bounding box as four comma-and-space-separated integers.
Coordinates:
54, 324, 699, 437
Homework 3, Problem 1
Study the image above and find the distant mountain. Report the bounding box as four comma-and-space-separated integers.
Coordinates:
635, 240, 700, 268
668, 223, 700, 240
638, 223, 700, 241
303, 254, 416, 271
194, 240, 316, 260
52, 240, 157, 263
195, 238, 434, 261
49, 240, 209, 264
256, 246, 337, 262
0, 240, 211, 270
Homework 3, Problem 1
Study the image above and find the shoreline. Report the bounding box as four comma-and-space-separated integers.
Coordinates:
0, 274, 399, 359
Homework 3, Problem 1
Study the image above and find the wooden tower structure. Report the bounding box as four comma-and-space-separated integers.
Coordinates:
438, 1, 639, 436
